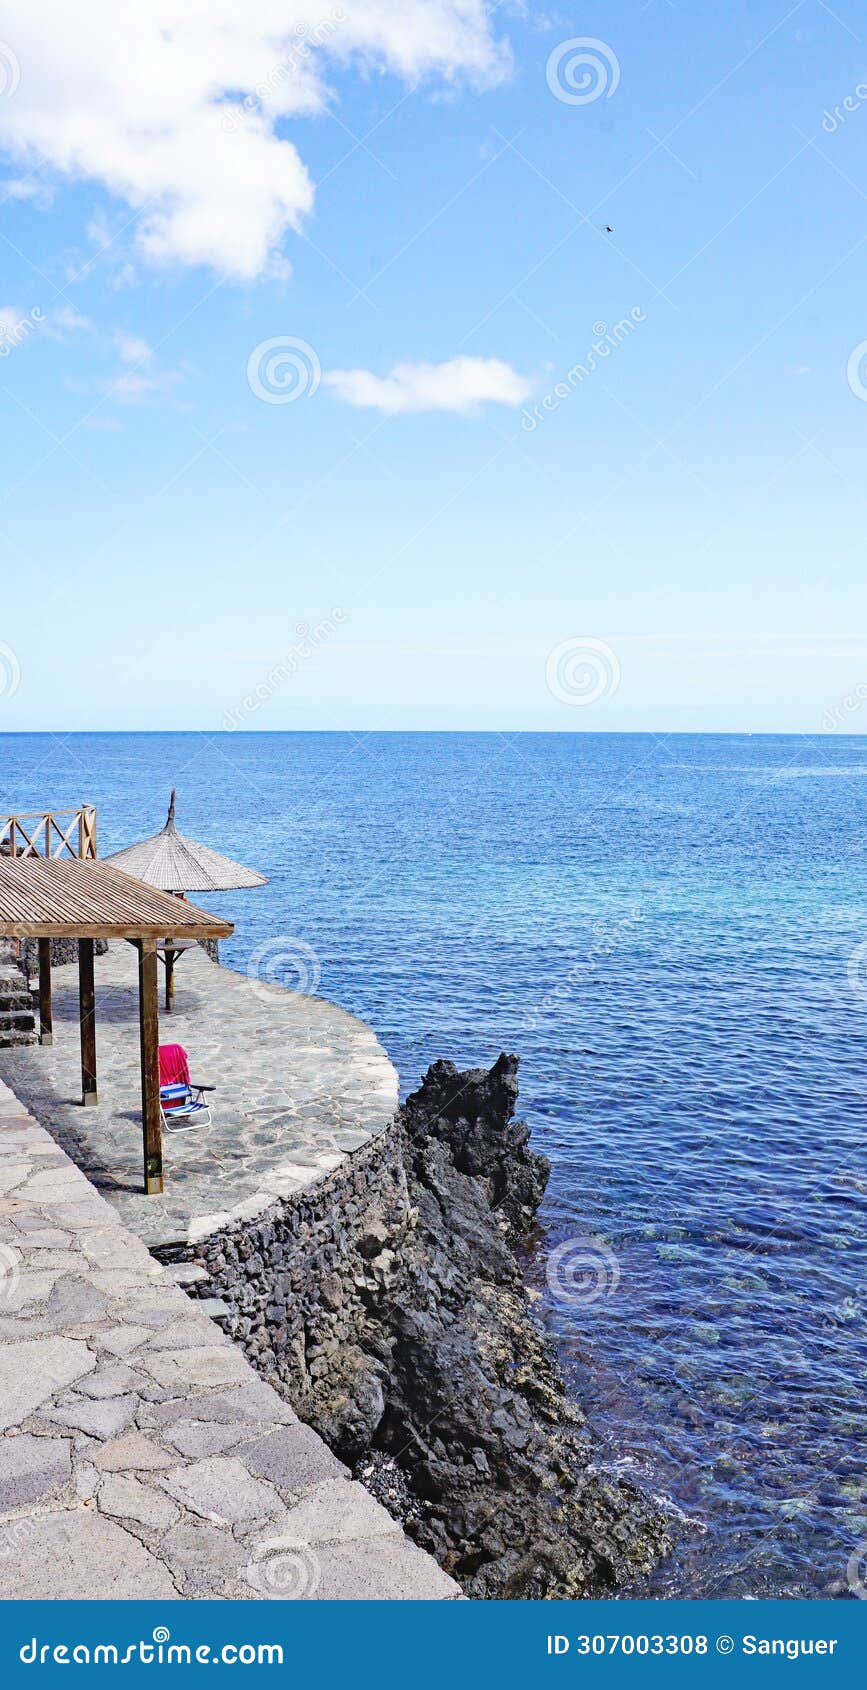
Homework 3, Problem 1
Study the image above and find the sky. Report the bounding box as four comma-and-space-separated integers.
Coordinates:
1, 0, 867, 733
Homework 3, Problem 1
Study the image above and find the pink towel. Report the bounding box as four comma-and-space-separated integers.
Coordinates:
159, 1043, 190, 1088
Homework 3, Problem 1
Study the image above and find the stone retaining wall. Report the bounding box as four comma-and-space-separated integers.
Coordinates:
18, 937, 109, 972
155, 1122, 409, 1430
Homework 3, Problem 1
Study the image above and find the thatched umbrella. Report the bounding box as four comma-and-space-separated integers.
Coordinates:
105, 791, 267, 1008
106, 790, 267, 894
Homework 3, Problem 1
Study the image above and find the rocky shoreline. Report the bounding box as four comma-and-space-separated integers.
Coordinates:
175, 1052, 671, 1599
322, 1054, 670, 1598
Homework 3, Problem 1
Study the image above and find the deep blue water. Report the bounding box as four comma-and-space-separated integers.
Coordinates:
2, 731, 866, 1599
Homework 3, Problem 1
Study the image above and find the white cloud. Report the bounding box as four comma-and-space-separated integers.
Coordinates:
0, 300, 91, 353
1, 175, 53, 204
324, 355, 532, 413
107, 371, 160, 402
0, 3, 509, 280
43, 304, 92, 339
106, 361, 185, 403
116, 332, 152, 364
0, 306, 26, 340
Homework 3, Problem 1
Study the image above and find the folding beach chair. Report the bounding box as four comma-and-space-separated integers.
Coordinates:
158, 1042, 215, 1133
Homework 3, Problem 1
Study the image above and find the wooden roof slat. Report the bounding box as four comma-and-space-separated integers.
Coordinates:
0, 859, 233, 940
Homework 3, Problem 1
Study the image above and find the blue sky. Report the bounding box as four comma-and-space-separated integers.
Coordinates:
1, 0, 867, 732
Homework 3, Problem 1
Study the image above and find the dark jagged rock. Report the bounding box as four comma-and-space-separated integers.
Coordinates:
401, 1053, 549, 1234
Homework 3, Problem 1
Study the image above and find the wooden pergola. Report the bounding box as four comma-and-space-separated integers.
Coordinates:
0, 856, 232, 1195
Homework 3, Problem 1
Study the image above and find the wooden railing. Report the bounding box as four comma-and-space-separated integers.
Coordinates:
0, 806, 98, 860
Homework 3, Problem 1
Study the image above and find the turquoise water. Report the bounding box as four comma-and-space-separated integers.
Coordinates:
2, 731, 866, 1597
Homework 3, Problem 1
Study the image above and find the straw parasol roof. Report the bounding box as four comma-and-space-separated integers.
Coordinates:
104, 791, 268, 894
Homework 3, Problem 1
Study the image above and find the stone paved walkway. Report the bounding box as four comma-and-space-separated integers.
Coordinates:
0, 944, 397, 1249
0, 1079, 458, 1601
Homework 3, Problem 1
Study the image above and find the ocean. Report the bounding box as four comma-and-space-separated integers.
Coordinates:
1, 730, 865, 1598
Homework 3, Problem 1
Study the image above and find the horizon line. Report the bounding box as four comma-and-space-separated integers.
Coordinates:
1, 728, 864, 740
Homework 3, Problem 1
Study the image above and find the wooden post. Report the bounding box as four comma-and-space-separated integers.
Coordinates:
38, 938, 53, 1046
138, 941, 163, 1195
77, 938, 97, 1105
165, 946, 175, 1013
78, 806, 97, 859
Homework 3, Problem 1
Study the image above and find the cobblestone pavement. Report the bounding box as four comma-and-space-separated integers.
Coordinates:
0, 1079, 458, 1601
0, 945, 397, 1249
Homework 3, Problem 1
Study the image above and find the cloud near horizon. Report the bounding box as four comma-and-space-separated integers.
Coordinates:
0, 3, 509, 280
324, 355, 532, 413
